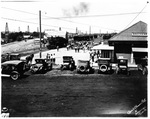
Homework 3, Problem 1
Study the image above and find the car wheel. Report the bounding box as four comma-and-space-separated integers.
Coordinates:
142, 67, 147, 75
100, 65, 107, 72
79, 66, 86, 73
10, 71, 20, 80
61, 65, 64, 71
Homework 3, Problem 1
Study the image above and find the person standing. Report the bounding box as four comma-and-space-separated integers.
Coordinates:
57, 46, 59, 51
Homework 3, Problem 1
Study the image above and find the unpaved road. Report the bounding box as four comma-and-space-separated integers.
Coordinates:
2, 70, 147, 117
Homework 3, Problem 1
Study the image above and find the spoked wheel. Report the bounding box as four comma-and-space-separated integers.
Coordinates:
10, 71, 20, 80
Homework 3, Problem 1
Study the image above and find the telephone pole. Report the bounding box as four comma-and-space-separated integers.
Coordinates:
39, 10, 42, 58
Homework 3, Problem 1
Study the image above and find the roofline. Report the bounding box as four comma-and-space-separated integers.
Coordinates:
109, 21, 147, 41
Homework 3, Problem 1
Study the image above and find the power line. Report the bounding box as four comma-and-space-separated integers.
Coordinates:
1, 17, 76, 31
2, 7, 144, 31
45, 12, 146, 19
2, 7, 38, 16
123, 1, 148, 30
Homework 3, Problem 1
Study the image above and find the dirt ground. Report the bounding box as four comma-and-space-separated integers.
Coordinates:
1, 39, 147, 117
1, 69, 147, 117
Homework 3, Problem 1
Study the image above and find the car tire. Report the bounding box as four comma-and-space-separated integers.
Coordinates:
142, 67, 147, 75
99, 65, 107, 72
79, 66, 86, 73
10, 71, 20, 80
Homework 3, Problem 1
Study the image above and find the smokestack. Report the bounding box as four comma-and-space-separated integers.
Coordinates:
18, 27, 20, 32
5, 22, 9, 33
27, 25, 30, 32
76, 27, 78, 34
89, 26, 91, 34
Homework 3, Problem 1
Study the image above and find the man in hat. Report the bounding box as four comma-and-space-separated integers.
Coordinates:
1, 107, 10, 117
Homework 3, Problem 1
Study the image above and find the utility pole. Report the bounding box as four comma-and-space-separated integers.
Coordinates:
39, 10, 42, 58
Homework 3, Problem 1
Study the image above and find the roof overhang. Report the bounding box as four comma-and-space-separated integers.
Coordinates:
132, 48, 148, 52
91, 44, 114, 50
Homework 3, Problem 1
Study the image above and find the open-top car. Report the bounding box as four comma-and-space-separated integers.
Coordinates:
116, 58, 130, 75
61, 56, 76, 71
30, 58, 52, 73
97, 58, 112, 74
77, 60, 94, 74
1, 60, 28, 80
138, 57, 148, 75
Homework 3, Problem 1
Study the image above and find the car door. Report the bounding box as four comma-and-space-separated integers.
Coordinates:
2, 64, 13, 75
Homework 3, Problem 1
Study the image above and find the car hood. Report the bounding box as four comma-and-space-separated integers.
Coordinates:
34, 64, 43, 68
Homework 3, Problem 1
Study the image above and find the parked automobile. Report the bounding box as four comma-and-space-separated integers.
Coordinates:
1, 60, 28, 80
116, 58, 130, 75
1, 53, 21, 63
138, 57, 148, 75
97, 58, 113, 74
30, 58, 52, 73
61, 56, 76, 71
77, 60, 94, 73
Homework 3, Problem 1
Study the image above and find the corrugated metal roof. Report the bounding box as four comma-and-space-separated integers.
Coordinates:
109, 21, 147, 41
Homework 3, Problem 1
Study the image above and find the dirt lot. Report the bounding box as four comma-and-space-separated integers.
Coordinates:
2, 70, 147, 117
1, 40, 147, 117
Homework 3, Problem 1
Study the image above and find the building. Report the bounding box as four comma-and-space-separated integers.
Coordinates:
91, 21, 148, 65
109, 21, 147, 64
91, 42, 114, 60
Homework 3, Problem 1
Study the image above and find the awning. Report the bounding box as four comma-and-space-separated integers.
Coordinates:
91, 44, 114, 50
132, 48, 148, 52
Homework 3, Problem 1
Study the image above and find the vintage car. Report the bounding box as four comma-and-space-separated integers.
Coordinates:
61, 56, 76, 71
97, 58, 112, 74
116, 58, 130, 75
138, 57, 148, 75
1, 53, 21, 63
1, 60, 28, 80
30, 58, 52, 73
77, 60, 94, 73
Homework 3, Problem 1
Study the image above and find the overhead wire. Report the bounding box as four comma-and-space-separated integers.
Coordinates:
1, 17, 76, 31
123, 1, 148, 30
2, 7, 144, 31
1, 4, 147, 32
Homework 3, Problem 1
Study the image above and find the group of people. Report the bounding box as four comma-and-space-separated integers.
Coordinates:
90, 50, 101, 62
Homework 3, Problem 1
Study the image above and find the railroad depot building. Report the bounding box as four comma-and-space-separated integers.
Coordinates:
109, 21, 147, 65
92, 21, 148, 65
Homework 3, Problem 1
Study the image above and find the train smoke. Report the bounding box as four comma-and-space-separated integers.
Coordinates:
62, 2, 89, 17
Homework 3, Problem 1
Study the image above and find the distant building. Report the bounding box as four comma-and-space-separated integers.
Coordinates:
45, 29, 66, 38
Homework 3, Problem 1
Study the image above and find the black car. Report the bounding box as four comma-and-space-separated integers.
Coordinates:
97, 58, 112, 74
30, 58, 52, 73
61, 56, 76, 71
77, 60, 94, 74
116, 58, 130, 75
1, 60, 27, 80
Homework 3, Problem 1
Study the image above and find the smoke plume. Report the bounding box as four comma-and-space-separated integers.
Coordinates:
62, 2, 89, 17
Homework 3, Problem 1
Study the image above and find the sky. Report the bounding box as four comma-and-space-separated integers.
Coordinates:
1, 0, 149, 33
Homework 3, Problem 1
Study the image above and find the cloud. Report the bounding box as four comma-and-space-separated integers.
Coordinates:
62, 2, 89, 17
